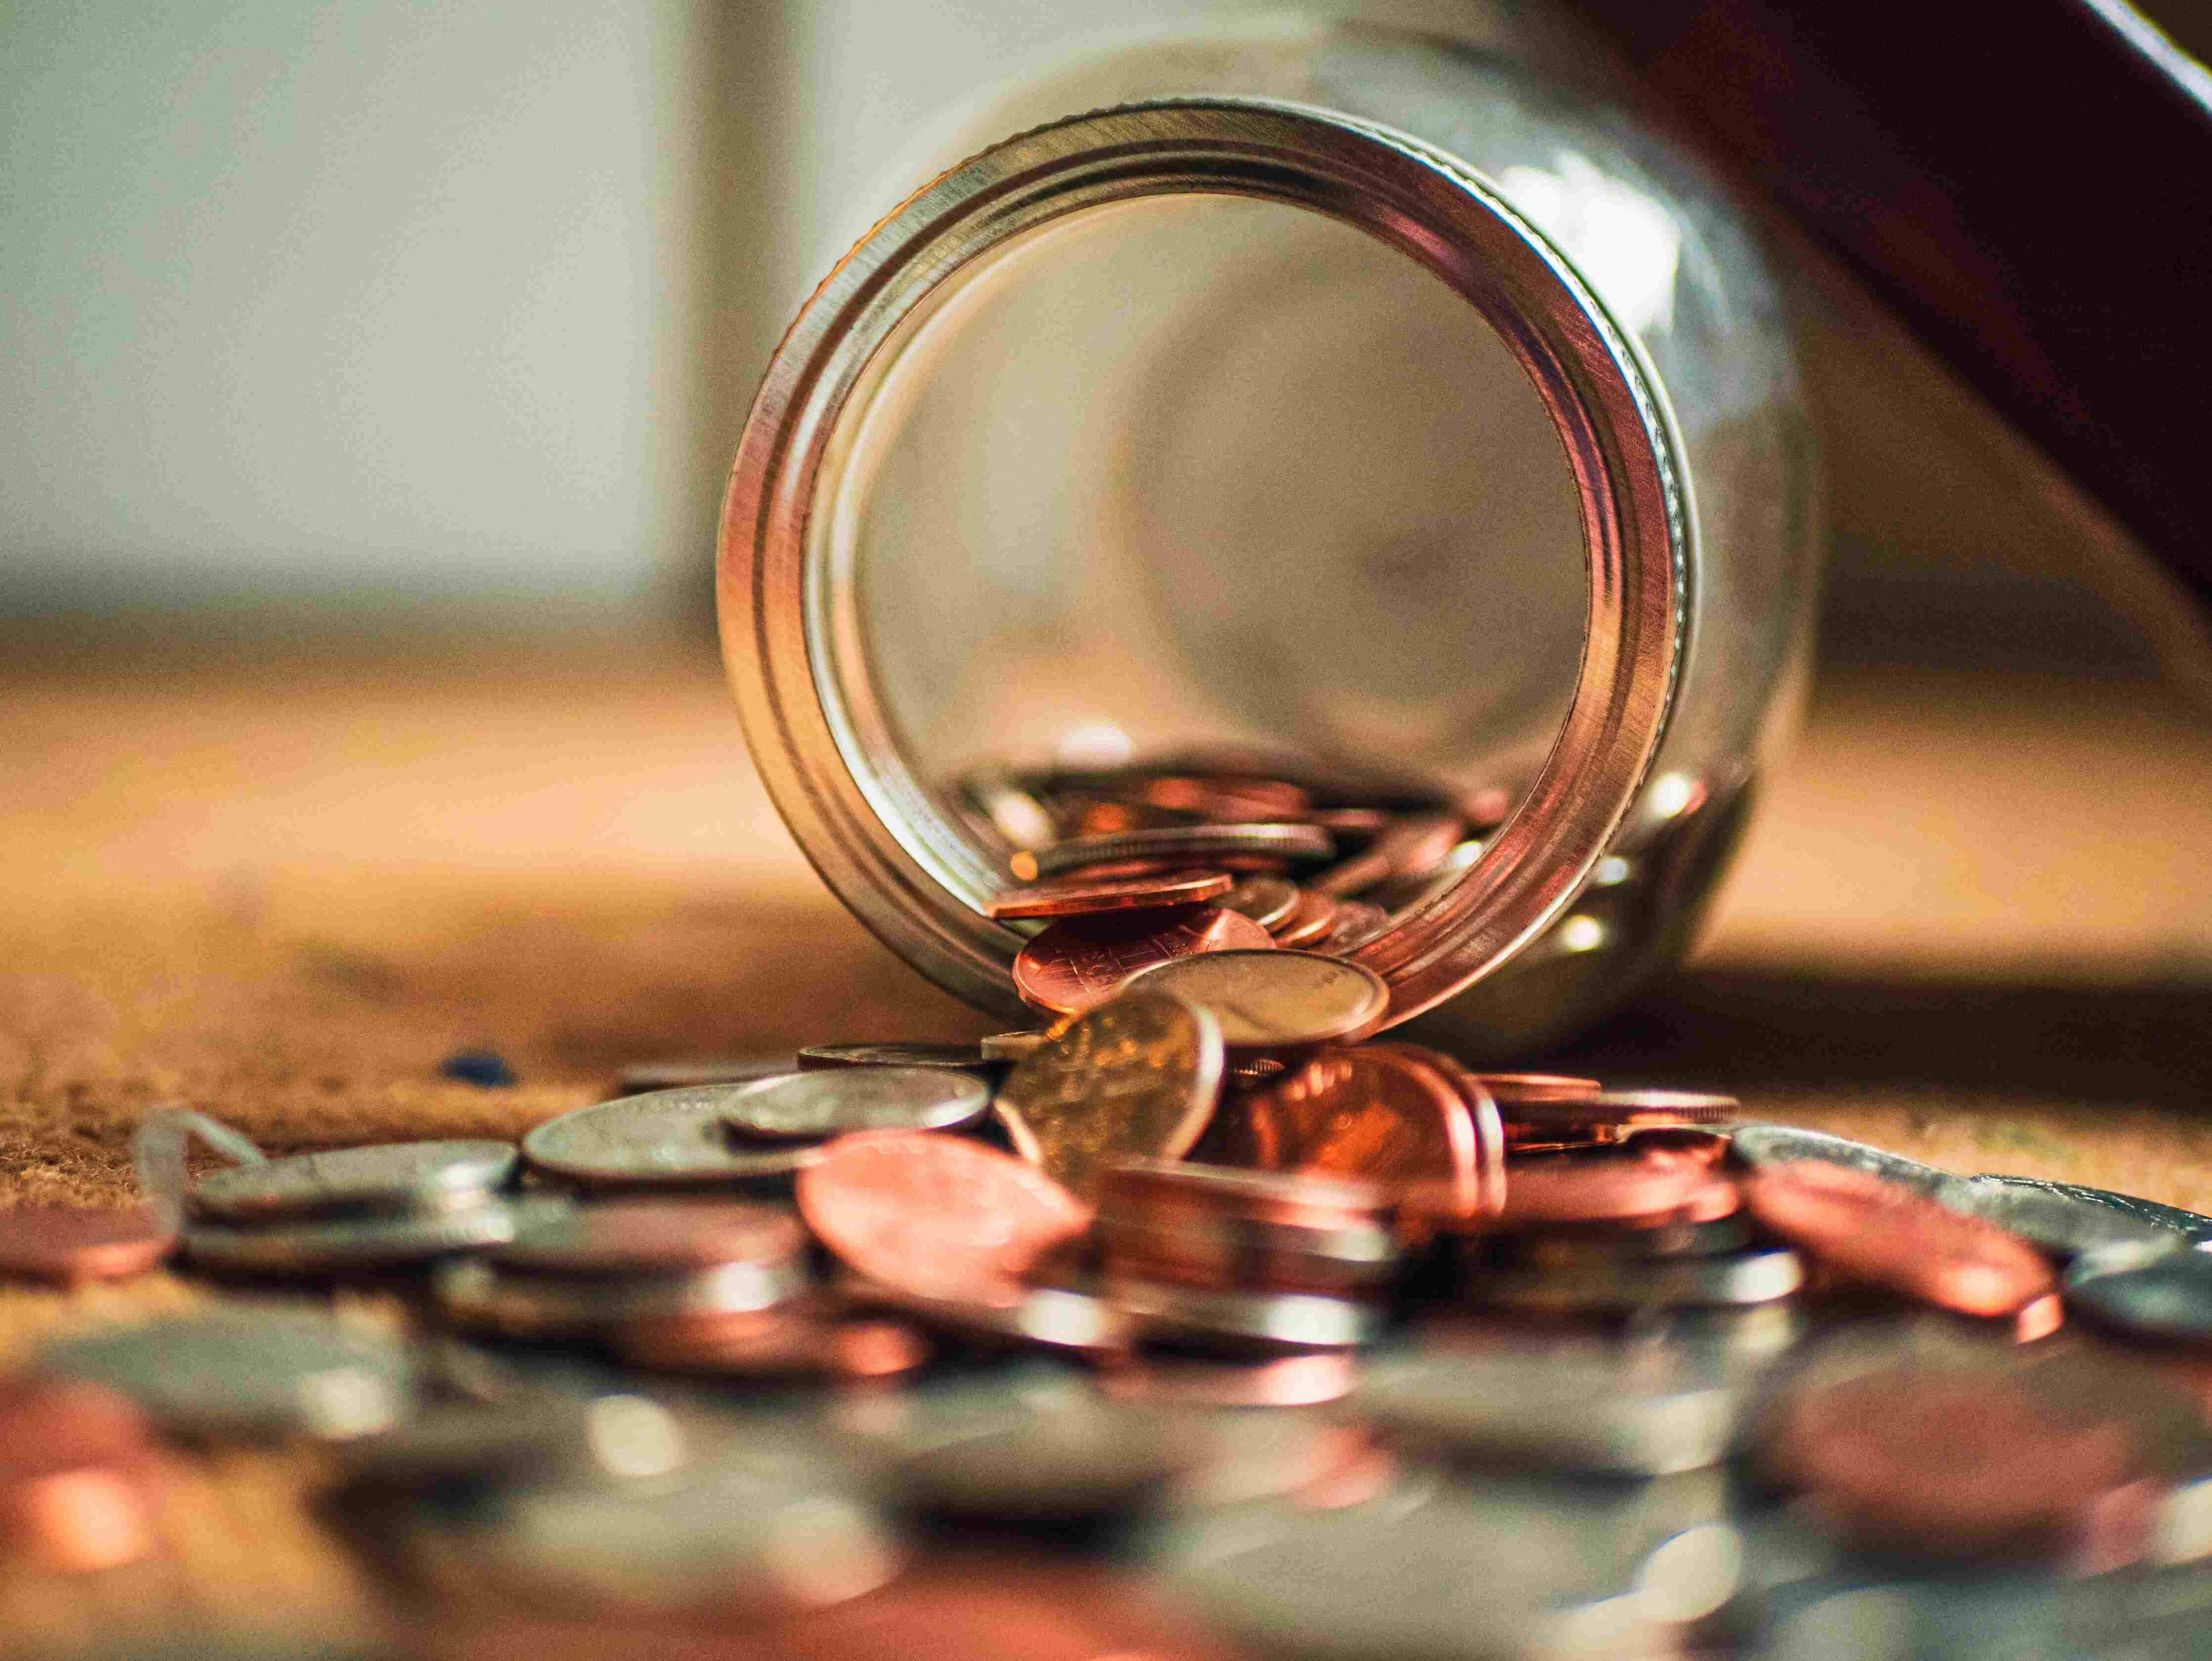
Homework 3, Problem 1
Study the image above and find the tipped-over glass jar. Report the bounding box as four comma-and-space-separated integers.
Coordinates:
718, 13, 1819, 1058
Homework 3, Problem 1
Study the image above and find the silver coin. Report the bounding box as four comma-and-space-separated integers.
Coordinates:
188, 1139, 518, 1221
979, 1029, 1051, 1062
1221, 874, 1301, 932
839, 1273, 1130, 1358
491, 1196, 807, 1276
1726, 1124, 1953, 1196
613, 1055, 794, 1097
1119, 949, 1391, 1047
182, 1195, 551, 1272
337, 1397, 607, 1487
521, 1087, 827, 1187
1108, 1277, 1382, 1351
427, 1458, 901, 1613
37, 1307, 415, 1440
432, 1253, 812, 1337
1357, 1343, 1743, 1475
722, 1066, 990, 1140
2065, 1240, 2212, 1343
1963, 1174, 2212, 1246
1466, 1245, 1804, 1313
1026, 821, 1333, 878
1158, 1482, 1655, 1661
872, 1404, 1190, 1522
797, 1042, 997, 1074
1935, 1173, 2191, 1259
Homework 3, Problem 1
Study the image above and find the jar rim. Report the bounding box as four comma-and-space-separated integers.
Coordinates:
719, 96, 1687, 1027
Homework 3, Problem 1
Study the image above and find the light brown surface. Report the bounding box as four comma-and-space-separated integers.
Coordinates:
0, 636, 2210, 1652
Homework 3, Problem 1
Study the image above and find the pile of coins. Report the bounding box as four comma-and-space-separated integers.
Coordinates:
10, 956, 2212, 1657
956, 757, 1507, 1016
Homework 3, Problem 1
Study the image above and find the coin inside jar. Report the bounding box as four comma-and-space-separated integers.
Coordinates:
722, 1067, 992, 1140
1012, 905, 1274, 1018
987, 868, 1234, 919
1018, 822, 1333, 881
1119, 950, 1389, 1048
992, 990, 1224, 1201
1220, 874, 1300, 932
796, 1130, 1092, 1306
1742, 1160, 2055, 1318
1268, 890, 1340, 949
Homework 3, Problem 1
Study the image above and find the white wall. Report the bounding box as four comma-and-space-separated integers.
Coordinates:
1, 1, 715, 620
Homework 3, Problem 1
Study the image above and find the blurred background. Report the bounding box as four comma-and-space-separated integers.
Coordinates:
4, 0, 2201, 677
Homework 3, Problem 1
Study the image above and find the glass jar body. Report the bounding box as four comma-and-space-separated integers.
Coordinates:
720, 14, 1819, 1057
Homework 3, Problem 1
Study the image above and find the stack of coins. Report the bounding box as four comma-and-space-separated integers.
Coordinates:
22, 990, 2212, 1652
180, 1139, 530, 1273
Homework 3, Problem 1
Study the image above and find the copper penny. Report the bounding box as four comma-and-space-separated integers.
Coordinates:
987, 868, 1234, 920
1100, 1157, 1387, 1234
1022, 822, 1332, 881
0, 1379, 159, 1573
796, 1130, 1091, 1306
1743, 1160, 2055, 1316
1492, 1148, 1741, 1230
1271, 889, 1339, 948
1318, 900, 1391, 955
1221, 874, 1300, 932
992, 990, 1224, 1201
1373, 1044, 1506, 1218
1233, 1045, 1478, 1211
491, 1197, 805, 1276
1310, 812, 1464, 898
1759, 1367, 2138, 1559
0, 1206, 175, 1286
1012, 904, 1273, 1018
1137, 775, 1314, 821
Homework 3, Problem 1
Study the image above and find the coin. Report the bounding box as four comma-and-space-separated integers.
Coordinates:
1464, 1245, 1804, 1312
1318, 900, 1391, 955
1121, 950, 1390, 1048
1376, 1044, 1506, 1218
979, 1029, 1052, 1062
0, 1205, 175, 1285
432, 1254, 811, 1336
1221, 874, 1300, 932
723, 1066, 992, 1139
614, 1308, 929, 1379
1743, 1160, 2055, 1317
1963, 1174, 2212, 1246
1492, 1149, 1742, 1230
2065, 1240, 2212, 1344
1475, 1074, 1606, 1103
1726, 1124, 1953, 1196
1357, 1343, 1743, 1475
1097, 1351, 1358, 1409
0, 1385, 159, 1573
1501, 1089, 1741, 1136
796, 1130, 1092, 1305
1936, 1174, 2190, 1259
1018, 823, 1333, 881
1269, 889, 1340, 948
839, 1273, 1130, 1357
612, 1055, 794, 1097
992, 990, 1224, 1201
1013, 904, 1274, 1017
182, 1196, 538, 1273
873, 1407, 1192, 1523
1310, 812, 1464, 898
1498, 1211, 1757, 1269
1225, 1045, 1476, 1214
491, 1196, 807, 1276
188, 1139, 518, 1221
1099, 1205, 1397, 1298
36, 1308, 415, 1440
796, 1042, 997, 1074
1109, 1278, 1383, 1352
987, 868, 1234, 919
1756, 1365, 2138, 1560
522, 1087, 828, 1187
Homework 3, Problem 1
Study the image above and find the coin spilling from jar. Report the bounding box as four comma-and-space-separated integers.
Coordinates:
5, 942, 2212, 1656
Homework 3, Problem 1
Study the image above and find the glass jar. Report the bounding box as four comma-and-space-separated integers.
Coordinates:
718, 12, 1819, 1058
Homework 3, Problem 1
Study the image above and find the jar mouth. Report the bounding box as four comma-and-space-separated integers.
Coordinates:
720, 98, 1686, 1028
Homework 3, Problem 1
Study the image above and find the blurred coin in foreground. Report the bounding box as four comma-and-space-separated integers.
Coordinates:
0, 1205, 174, 1286
189, 1139, 517, 1222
